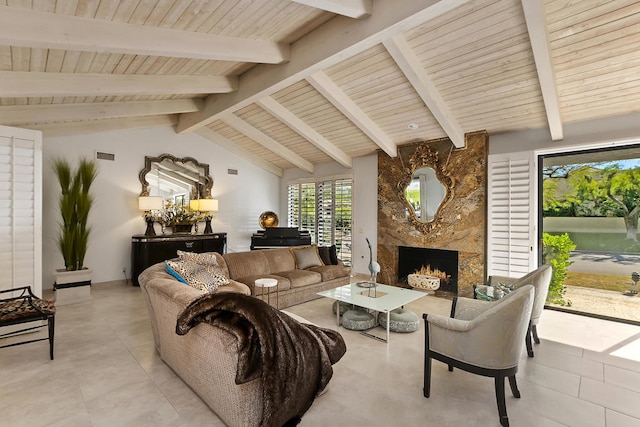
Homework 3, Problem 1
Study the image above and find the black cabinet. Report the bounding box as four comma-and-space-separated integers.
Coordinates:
131, 233, 226, 286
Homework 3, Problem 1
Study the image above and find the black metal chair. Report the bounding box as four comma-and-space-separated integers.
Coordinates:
0, 286, 56, 360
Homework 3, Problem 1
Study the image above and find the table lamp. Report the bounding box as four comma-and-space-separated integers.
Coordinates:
198, 198, 218, 234
138, 196, 163, 236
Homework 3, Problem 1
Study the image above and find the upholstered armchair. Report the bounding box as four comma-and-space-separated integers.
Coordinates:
487, 264, 552, 357
423, 285, 534, 427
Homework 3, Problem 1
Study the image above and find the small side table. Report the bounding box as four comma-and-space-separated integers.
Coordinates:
255, 278, 279, 309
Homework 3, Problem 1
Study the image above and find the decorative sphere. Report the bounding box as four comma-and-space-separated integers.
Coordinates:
259, 211, 279, 229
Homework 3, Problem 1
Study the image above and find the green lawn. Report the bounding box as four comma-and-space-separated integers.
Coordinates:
565, 271, 635, 292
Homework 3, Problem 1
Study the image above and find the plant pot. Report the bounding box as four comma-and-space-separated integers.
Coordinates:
54, 268, 92, 305
172, 224, 193, 233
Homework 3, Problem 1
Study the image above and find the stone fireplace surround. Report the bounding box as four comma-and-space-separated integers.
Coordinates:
377, 131, 487, 298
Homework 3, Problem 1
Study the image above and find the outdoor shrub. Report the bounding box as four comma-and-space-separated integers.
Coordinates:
542, 232, 576, 306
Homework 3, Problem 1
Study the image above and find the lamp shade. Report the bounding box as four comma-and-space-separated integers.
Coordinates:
138, 196, 163, 211
189, 199, 200, 211
198, 199, 218, 212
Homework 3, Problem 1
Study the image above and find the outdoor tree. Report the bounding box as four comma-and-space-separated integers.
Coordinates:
573, 164, 640, 241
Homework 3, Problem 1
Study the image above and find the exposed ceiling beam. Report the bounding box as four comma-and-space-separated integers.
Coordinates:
307, 71, 397, 157
0, 72, 237, 97
27, 115, 178, 138
0, 6, 289, 64
195, 127, 283, 177
521, 0, 563, 141
291, 0, 372, 18
256, 96, 352, 168
220, 114, 314, 173
0, 99, 202, 126
176, 0, 472, 133
383, 35, 465, 148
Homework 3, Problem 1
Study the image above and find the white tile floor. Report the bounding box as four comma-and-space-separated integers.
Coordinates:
1, 281, 640, 427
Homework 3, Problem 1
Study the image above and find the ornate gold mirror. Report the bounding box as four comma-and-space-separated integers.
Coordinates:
398, 145, 454, 233
139, 153, 213, 202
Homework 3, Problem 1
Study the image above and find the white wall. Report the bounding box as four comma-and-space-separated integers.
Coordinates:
43, 126, 280, 289
279, 154, 378, 276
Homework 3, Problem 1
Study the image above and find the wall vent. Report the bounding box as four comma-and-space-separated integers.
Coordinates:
96, 151, 115, 161
227, 168, 238, 175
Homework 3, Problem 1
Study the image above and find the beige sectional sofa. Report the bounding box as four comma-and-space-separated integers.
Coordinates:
138, 247, 348, 426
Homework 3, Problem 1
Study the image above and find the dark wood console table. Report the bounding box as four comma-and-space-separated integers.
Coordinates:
131, 233, 227, 286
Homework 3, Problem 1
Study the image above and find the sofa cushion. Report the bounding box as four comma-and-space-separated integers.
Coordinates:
261, 248, 296, 272
291, 245, 323, 269
233, 274, 291, 294
275, 269, 322, 288
165, 260, 229, 292
223, 251, 270, 279
309, 265, 352, 282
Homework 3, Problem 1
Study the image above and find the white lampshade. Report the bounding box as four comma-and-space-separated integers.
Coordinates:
189, 199, 200, 211
138, 196, 163, 211
198, 199, 218, 212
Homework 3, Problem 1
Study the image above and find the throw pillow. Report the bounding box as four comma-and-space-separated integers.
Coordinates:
291, 245, 323, 269
177, 250, 219, 267
165, 262, 188, 284
317, 246, 331, 266
165, 260, 229, 292
317, 245, 339, 265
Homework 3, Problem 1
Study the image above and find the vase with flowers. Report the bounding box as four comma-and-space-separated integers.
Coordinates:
161, 199, 204, 233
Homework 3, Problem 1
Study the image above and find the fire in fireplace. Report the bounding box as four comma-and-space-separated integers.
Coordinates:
397, 246, 458, 294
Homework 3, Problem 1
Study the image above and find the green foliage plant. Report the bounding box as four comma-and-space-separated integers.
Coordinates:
542, 232, 576, 306
53, 158, 98, 271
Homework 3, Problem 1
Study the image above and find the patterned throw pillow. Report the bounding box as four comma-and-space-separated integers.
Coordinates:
291, 245, 323, 269
177, 250, 219, 267
165, 260, 229, 292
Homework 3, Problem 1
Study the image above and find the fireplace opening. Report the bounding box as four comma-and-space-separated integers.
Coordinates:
397, 246, 458, 294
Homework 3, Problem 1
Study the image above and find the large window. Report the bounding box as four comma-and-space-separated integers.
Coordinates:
287, 177, 352, 265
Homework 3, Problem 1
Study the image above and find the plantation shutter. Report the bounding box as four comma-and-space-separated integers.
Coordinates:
487, 152, 536, 278
0, 126, 42, 297
316, 180, 333, 246
334, 178, 352, 265
287, 184, 299, 228
300, 182, 316, 243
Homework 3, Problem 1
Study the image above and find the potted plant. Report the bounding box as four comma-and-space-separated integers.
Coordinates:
52, 157, 98, 304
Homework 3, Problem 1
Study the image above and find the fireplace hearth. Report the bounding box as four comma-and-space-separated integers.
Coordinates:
398, 246, 458, 295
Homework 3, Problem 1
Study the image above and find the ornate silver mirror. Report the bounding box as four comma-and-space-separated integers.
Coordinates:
398, 145, 454, 233
139, 153, 213, 202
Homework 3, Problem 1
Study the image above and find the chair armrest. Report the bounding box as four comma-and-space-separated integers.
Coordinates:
425, 313, 473, 333
453, 297, 492, 321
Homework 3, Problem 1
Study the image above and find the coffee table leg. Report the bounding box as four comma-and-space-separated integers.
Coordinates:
386, 312, 390, 342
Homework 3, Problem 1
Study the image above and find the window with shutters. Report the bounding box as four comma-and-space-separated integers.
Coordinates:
0, 126, 42, 297
486, 153, 536, 278
287, 177, 352, 265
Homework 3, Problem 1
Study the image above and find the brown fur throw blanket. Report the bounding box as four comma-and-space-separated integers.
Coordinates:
175, 293, 346, 427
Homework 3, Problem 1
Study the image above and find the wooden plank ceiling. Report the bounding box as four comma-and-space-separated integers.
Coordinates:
1, 0, 639, 176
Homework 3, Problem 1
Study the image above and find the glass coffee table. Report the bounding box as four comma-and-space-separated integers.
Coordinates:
317, 282, 427, 343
